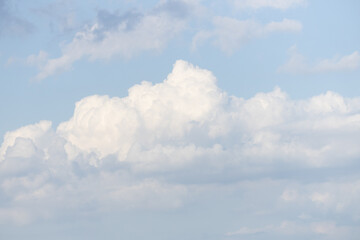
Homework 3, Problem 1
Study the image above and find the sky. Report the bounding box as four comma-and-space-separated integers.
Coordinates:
0, 0, 360, 239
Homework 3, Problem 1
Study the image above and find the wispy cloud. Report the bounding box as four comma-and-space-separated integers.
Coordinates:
29, 0, 205, 81
226, 221, 352, 238
278, 45, 360, 74
232, 0, 307, 10
192, 17, 302, 54
0, 0, 34, 37
31, 0, 78, 34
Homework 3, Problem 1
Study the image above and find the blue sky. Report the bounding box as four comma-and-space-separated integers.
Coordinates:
1, 0, 360, 239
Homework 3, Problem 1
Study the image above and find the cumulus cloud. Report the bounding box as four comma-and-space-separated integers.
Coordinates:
1, 60, 360, 238
0, 120, 52, 161
192, 17, 302, 54
232, 0, 307, 10
278, 45, 360, 74
57, 60, 224, 161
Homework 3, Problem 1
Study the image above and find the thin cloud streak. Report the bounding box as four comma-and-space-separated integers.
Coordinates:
278, 46, 360, 74
192, 17, 302, 54
232, 0, 307, 10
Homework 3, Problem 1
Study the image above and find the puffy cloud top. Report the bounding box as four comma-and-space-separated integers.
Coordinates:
1, 61, 360, 238
57, 60, 224, 160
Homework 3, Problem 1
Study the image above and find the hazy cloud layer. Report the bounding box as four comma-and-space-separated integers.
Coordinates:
278, 46, 360, 74
232, 0, 307, 10
192, 17, 302, 54
0, 0, 34, 37
32, 0, 78, 34
1, 61, 360, 238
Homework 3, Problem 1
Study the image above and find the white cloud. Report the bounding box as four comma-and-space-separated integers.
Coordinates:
226, 226, 267, 236
283, 180, 360, 213
311, 222, 350, 237
310, 192, 332, 206
0, 120, 52, 161
192, 17, 302, 54
35, 15, 185, 80
57, 60, 225, 160
26, 50, 48, 68
1, 60, 360, 234
227, 221, 353, 238
281, 189, 298, 201
30, 0, 199, 81
0, 208, 32, 225
4, 60, 360, 172
232, 0, 307, 10
278, 46, 360, 74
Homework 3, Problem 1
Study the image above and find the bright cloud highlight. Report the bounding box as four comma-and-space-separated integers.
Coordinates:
1, 61, 360, 239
